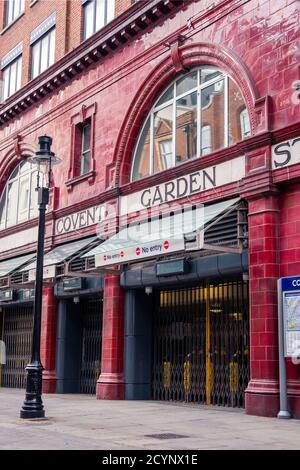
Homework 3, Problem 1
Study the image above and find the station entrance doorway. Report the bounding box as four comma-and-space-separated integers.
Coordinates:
152, 279, 249, 407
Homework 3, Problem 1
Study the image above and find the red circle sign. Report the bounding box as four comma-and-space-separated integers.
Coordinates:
164, 241, 169, 250
120, 251, 124, 257
136, 247, 141, 256
104, 255, 107, 261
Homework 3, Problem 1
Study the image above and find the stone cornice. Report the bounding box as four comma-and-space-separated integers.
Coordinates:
0, 0, 195, 126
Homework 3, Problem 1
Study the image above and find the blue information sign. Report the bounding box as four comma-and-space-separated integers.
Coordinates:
280, 276, 300, 292
278, 276, 300, 357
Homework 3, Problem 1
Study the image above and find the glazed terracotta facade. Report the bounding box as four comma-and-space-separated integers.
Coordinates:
0, 0, 300, 417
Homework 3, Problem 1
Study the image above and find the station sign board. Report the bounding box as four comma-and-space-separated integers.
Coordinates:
278, 276, 300, 358
95, 238, 185, 268
28, 264, 56, 282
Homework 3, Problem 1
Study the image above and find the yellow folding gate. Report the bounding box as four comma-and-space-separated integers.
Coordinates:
152, 279, 249, 407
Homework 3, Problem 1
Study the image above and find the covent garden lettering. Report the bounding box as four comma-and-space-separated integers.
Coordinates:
55, 205, 104, 235
120, 156, 246, 215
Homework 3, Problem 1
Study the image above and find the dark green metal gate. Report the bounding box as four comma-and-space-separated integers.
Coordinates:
152, 279, 249, 407
1, 305, 33, 389
79, 297, 103, 394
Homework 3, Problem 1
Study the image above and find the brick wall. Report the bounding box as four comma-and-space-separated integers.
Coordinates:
280, 184, 300, 277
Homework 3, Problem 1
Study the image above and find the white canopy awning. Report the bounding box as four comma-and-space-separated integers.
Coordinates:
82, 198, 241, 268
0, 253, 35, 278
20, 236, 97, 281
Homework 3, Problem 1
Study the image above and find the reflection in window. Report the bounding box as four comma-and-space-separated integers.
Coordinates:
131, 117, 151, 180
0, 161, 38, 230
131, 67, 251, 181
228, 79, 251, 144
201, 80, 224, 154
240, 107, 251, 139
176, 91, 197, 163
154, 105, 173, 173
201, 125, 212, 156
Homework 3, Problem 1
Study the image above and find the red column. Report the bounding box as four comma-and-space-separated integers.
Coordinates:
245, 193, 280, 416
96, 274, 125, 400
41, 286, 57, 393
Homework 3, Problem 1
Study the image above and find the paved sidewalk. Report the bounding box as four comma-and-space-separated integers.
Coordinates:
0, 388, 300, 450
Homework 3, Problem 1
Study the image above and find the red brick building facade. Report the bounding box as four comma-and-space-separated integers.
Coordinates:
0, 0, 300, 418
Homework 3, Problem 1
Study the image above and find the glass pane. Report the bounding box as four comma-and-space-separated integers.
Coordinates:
29, 171, 39, 218
0, 188, 7, 230
201, 67, 223, 84
81, 151, 91, 175
132, 117, 150, 180
176, 91, 197, 164
14, 0, 21, 18
31, 41, 40, 79
82, 124, 91, 152
18, 175, 30, 221
84, 0, 95, 39
6, 180, 18, 227
159, 140, 172, 170
176, 71, 198, 96
7, 1, 14, 24
240, 108, 251, 139
228, 78, 249, 144
155, 85, 174, 107
107, 0, 115, 22
40, 35, 49, 73
9, 60, 17, 97
153, 105, 173, 173
2, 67, 10, 101
16, 57, 22, 92
201, 80, 224, 154
19, 161, 30, 174
96, 0, 105, 31
48, 29, 56, 68
201, 125, 212, 156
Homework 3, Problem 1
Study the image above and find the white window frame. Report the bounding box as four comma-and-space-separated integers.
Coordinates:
0, 162, 38, 230
80, 122, 91, 175
1, 55, 22, 102
240, 107, 251, 138
5, 0, 25, 27
31, 28, 55, 79
131, 68, 251, 181
83, 0, 115, 40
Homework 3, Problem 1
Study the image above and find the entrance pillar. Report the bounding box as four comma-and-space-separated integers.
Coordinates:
96, 274, 125, 400
41, 286, 57, 393
245, 192, 281, 416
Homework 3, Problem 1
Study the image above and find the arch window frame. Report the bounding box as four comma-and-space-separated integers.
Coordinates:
131, 67, 250, 181
0, 161, 39, 231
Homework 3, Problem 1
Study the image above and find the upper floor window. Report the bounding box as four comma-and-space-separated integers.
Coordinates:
5, 0, 24, 27
79, 121, 92, 175
1, 55, 22, 102
83, 0, 115, 40
31, 28, 55, 79
131, 67, 251, 181
0, 161, 39, 230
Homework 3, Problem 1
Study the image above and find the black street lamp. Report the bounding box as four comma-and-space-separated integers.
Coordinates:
20, 136, 60, 419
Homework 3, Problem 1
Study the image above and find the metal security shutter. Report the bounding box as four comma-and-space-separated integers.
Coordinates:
79, 297, 103, 394
1, 306, 33, 389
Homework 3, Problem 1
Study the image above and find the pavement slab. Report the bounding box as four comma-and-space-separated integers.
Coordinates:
0, 389, 300, 450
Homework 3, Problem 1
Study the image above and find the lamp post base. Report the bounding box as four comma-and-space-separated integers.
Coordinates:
20, 364, 45, 420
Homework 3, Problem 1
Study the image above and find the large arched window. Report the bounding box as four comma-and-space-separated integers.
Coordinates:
131, 67, 251, 181
0, 161, 39, 230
